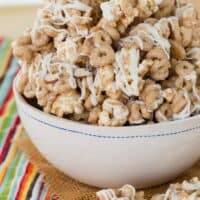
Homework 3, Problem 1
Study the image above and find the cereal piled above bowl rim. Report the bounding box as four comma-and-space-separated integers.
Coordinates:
13, 0, 200, 127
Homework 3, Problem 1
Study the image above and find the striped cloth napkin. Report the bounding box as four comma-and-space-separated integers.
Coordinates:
0, 37, 52, 200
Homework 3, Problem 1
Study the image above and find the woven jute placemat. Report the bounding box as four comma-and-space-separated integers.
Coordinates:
14, 136, 200, 200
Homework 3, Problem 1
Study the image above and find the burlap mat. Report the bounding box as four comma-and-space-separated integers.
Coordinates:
14, 136, 200, 200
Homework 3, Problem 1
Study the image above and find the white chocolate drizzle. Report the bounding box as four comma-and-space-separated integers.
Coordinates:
183, 181, 200, 191
35, 0, 92, 37
176, 3, 195, 19
120, 36, 144, 50
115, 48, 140, 97
64, 0, 92, 13
186, 48, 200, 65
184, 71, 200, 102
173, 90, 191, 120
136, 23, 171, 58
96, 189, 118, 200
57, 37, 79, 64
79, 78, 87, 102
156, 111, 168, 122
100, 0, 121, 21
86, 76, 97, 105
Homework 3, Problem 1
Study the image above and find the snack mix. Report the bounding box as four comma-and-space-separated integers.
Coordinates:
97, 177, 200, 200
13, 0, 200, 126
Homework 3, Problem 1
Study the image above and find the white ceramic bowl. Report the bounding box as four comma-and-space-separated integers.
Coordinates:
13, 73, 200, 189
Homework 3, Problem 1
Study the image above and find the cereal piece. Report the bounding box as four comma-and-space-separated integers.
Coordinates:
120, 0, 137, 17
150, 59, 171, 81
16, 72, 28, 93
72, 111, 89, 122
154, 18, 171, 38
115, 48, 141, 97
84, 94, 104, 110
117, 9, 138, 35
151, 177, 200, 200
52, 78, 72, 93
51, 91, 84, 117
175, 61, 194, 77
97, 185, 146, 200
23, 81, 36, 99
139, 59, 154, 78
31, 29, 50, 47
119, 185, 136, 199
191, 27, 200, 47
130, 23, 171, 57
137, 0, 162, 18
43, 92, 57, 113
13, 45, 33, 63
135, 191, 146, 200
88, 107, 102, 124
56, 37, 81, 64
13, 34, 32, 46
128, 102, 145, 125
186, 48, 200, 72
163, 88, 176, 103
140, 104, 153, 120
140, 80, 163, 111
155, 103, 173, 122
146, 46, 168, 60
30, 42, 54, 53
90, 45, 115, 67
145, 18, 158, 25
180, 26, 192, 47
170, 40, 186, 60
92, 29, 112, 46
154, 0, 175, 18
106, 82, 122, 100
145, 46, 171, 81
94, 65, 115, 91
43, 26, 60, 38
35, 78, 49, 106
98, 19, 121, 41
100, 0, 122, 22
162, 76, 182, 89
171, 90, 189, 116
81, 39, 93, 56
96, 189, 118, 200
99, 98, 129, 126
176, 4, 198, 28
168, 17, 182, 43
129, 30, 154, 52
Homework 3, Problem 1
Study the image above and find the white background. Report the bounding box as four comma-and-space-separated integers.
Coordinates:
0, 0, 42, 6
